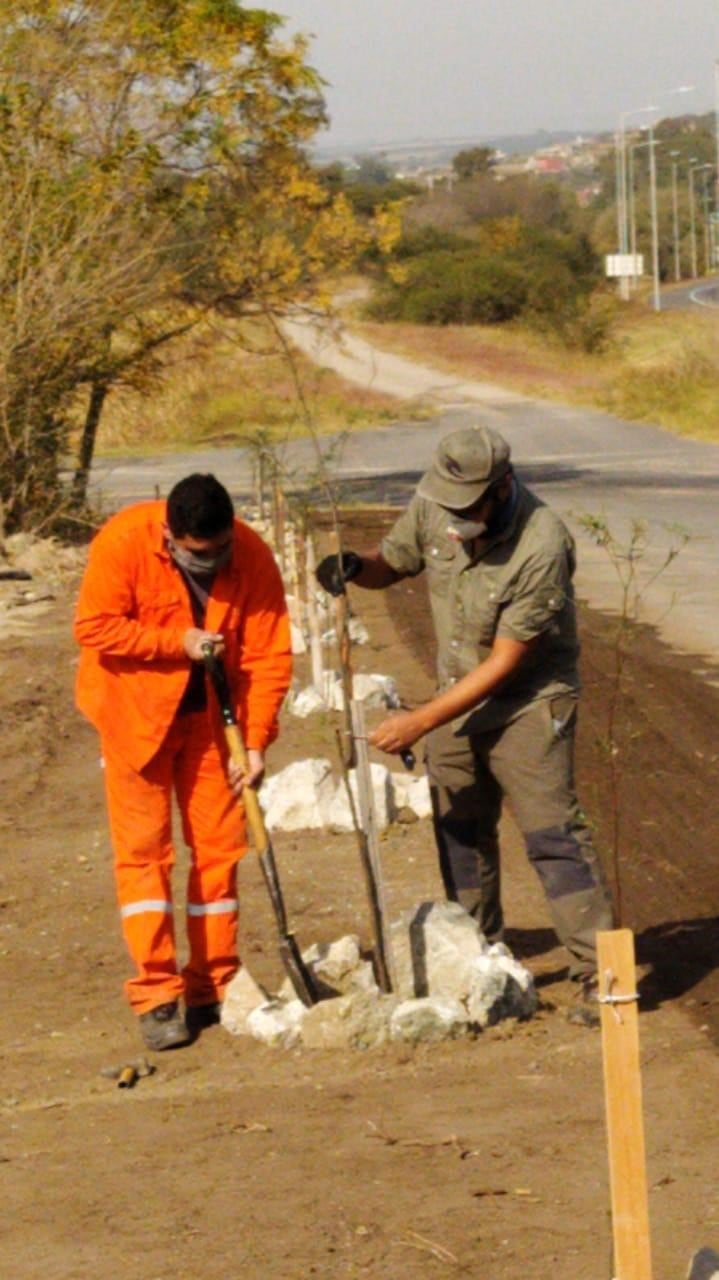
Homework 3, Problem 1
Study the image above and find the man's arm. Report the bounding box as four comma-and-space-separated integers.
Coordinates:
369, 635, 537, 753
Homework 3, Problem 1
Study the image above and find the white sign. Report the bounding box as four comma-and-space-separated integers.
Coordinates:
605, 253, 644, 278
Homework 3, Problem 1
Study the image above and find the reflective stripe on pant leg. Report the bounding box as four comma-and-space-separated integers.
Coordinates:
425, 719, 504, 940
487, 697, 615, 977
175, 712, 246, 1006
102, 729, 184, 1014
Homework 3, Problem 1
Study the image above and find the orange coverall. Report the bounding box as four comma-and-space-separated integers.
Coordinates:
74, 501, 292, 1014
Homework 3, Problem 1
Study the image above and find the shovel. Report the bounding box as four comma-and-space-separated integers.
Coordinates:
201, 644, 320, 1007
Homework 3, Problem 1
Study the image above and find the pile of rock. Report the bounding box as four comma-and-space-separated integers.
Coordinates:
259, 756, 431, 832
221, 901, 537, 1050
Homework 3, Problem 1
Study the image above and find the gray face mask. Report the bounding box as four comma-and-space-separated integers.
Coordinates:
446, 516, 489, 542
168, 539, 232, 576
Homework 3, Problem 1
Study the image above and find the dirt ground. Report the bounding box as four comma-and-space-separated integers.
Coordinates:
1, 508, 718, 1280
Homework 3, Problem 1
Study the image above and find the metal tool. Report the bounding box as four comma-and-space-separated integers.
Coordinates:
201, 644, 320, 1007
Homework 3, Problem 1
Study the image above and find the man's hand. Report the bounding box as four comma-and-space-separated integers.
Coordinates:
183, 628, 225, 661
369, 709, 427, 755
228, 749, 265, 798
315, 551, 364, 597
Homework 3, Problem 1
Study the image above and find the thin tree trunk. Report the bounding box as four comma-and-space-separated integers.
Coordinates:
72, 379, 109, 506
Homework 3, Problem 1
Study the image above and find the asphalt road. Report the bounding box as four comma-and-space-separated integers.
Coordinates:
660, 276, 719, 310
90, 329, 719, 679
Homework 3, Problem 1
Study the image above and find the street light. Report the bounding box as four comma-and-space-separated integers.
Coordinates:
647, 119, 661, 311
615, 87, 694, 303
689, 161, 711, 279
615, 104, 657, 299
669, 150, 682, 281
628, 135, 653, 289
700, 166, 714, 273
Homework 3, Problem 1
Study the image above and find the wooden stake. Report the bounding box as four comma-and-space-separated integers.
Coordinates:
328, 528, 355, 767
303, 532, 324, 694
597, 928, 652, 1280
350, 700, 394, 990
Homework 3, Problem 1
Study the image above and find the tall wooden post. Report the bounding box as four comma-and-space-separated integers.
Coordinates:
597, 928, 652, 1280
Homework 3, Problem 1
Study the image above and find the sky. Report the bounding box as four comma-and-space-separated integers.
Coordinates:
274, 0, 719, 150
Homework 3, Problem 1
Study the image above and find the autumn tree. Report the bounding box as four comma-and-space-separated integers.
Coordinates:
0, 1, 373, 530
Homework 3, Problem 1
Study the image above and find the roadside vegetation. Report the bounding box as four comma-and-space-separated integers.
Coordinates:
354, 304, 719, 441
0, 1, 397, 534
90, 319, 407, 456
322, 114, 719, 442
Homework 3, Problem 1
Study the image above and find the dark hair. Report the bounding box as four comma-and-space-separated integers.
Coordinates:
166, 474, 234, 538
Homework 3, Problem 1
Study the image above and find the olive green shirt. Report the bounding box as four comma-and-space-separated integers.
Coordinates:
380, 482, 579, 732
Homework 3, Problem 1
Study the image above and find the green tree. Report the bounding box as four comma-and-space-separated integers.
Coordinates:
0, 0, 373, 530
452, 145, 495, 180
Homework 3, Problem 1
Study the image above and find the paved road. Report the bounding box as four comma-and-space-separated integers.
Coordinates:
90, 320, 719, 679
660, 276, 719, 311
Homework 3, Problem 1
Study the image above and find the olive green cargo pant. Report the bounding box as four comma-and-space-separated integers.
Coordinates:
425, 694, 614, 979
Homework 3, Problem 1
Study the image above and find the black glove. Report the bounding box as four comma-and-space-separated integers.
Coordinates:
315, 551, 364, 597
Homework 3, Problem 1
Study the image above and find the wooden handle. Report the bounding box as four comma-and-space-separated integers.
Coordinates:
223, 723, 268, 852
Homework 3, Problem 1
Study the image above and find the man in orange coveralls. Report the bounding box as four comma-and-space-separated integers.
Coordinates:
75, 474, 292, 1050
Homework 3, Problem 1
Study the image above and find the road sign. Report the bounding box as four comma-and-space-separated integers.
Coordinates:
605, 253, 644, 278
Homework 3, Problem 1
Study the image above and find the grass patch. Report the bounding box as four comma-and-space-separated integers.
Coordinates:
354, 300, 719, 441
90, 318, 407, 457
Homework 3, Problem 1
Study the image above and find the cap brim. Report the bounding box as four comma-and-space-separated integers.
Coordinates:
417, 469, 494, 511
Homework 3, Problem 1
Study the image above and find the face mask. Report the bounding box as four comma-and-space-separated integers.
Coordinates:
168, 538, 232, 576
447, 517, 489, 542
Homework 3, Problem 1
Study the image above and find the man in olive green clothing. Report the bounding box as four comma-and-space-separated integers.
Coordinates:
316, 424, 614, 1023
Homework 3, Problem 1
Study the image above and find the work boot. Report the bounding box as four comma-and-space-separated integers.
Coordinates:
566, 975, 601, 1028
186, 1002, 222, 1036
139, 1001, 191, 1051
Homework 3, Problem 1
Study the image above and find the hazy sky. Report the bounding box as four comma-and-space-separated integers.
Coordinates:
275, 1, 719, 148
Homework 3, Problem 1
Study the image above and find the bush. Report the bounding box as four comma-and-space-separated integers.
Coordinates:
367, 249, 529, 324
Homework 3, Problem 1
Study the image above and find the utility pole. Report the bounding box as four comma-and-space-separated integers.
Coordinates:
670, 151, 681, 281
647, 122, 661, 310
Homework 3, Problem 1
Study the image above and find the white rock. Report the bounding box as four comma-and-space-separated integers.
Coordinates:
390, 901, 489, 1001
221, 967, 269, 1035
290, 622, 307, 655
326, 762, 393, 832
288, 685, 328, 718
351, 673, 398, 708
390, 997, 469, 1044
390, 772, 432, 819
466, 947, 538, 1028
301, 991, 396, 1050
304, 935, 361, 985
348, 618, 370, 645
246, 999, 306, 1048
260, 758, 335, 830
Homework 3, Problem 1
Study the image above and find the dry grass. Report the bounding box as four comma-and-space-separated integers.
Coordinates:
354, 301, 719, 441
90, 318, 406, 457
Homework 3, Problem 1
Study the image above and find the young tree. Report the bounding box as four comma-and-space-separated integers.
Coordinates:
0, 1, 370, 529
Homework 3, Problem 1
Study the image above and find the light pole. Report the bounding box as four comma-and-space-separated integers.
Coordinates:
700, 166, 714, 273
647, 120, 661, 311
685, 158, 695, 279
669, 150, 682, 281
616, 105, 657, 299
628, 135, 652, 289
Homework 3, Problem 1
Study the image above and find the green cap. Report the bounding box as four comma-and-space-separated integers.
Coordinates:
418, 425, 511, 510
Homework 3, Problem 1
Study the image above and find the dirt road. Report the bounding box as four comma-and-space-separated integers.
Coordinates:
1, 510, 718, 1279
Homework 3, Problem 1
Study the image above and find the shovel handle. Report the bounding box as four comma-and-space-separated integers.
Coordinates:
222, 723, 269, 854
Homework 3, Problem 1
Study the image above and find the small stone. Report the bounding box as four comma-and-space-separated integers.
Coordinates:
301, 991, 397, 1050
246, 999, 306, 1049
222, 966, 270, 1036
390, 997, 469, 1044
